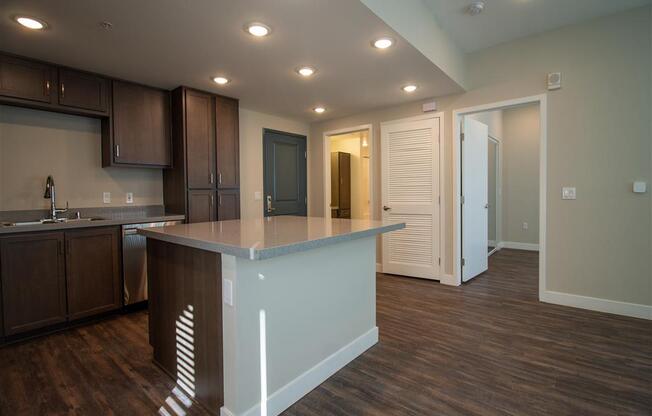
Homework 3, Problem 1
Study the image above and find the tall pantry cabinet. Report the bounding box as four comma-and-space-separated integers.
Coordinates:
164, 87, 240, 223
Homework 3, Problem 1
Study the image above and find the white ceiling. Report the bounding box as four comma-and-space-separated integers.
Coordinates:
424, 0, 652, 53
0, 0, 463, 122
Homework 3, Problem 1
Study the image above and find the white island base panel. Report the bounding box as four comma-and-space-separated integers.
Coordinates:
220, 236, 378, 416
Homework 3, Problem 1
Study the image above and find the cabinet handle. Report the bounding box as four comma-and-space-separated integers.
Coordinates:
219, 195, 222, 206
115, 144, 120, 158
210, 195, 214, 207
45, 80, 50, 95
61, 82, 65, 98
210, 172, 214, 184
218, 172, 222, 185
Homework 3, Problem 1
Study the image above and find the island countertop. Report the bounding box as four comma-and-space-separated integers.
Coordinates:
138, 215, 405, 260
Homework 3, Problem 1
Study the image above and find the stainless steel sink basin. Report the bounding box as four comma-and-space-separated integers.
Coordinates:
1, 217, 105, 227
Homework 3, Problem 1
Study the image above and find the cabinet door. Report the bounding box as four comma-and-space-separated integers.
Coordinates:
218, 189, 240, 221
112, 80, 172, 167
188, 190, 216, 223
0, 55, 53, 103
65, 227, 121, 320
58, 68, 109, 113
215, 96, 239, 188
186, 90, 216, 189
0, 232, 66, 336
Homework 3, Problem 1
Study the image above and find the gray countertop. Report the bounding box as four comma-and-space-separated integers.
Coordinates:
139, 216, 405, 260
0, 205, 185, 234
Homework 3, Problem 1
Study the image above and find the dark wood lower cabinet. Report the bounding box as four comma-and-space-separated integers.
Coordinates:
0, 232, 67, 336
148, 238, 223, 414
188, 189, 216, 223
65, 227, 122, 320
217, 189, 240, 221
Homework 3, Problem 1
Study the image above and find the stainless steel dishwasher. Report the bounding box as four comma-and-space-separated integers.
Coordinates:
122, 220, 182, 305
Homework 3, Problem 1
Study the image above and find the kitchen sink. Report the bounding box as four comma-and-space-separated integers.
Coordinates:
1, 217, 105, 227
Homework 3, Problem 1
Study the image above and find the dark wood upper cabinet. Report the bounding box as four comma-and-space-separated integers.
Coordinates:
0, 54, 54, 104
218, 189, 240, 221
186, 89, 216, 189
188, 190, 216, 223
215, 96, 239, 188
108, 80, 172, 168
65, 227, 121, 320
58, 68, 109, 113
0, 232, 67, 336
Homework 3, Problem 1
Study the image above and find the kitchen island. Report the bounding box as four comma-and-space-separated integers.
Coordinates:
140, 216, 404, 416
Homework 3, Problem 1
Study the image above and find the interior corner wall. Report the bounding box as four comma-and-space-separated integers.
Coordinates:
239, 108, 310, 220
309, 6, 651, 307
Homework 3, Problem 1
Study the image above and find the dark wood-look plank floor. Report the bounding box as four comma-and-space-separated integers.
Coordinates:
1, 249, 650, 416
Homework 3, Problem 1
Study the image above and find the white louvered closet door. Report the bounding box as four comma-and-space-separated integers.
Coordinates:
381, 117, 440, 279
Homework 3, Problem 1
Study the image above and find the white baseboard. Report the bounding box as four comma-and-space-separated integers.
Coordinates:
540, 290, 652, 320
226, 327, 379, 416
376, 262, 382, 273
499, 241, 539, 251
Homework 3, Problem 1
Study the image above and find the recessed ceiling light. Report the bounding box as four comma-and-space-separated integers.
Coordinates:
402, 84, 418, 93
313, 107, 326, 114
245, 22, 271, 37
14, 16, 47, 30
373, 37, 394, 49
296, 66, 316, 77
466, 1, 485, 16
213, 76, 230, 85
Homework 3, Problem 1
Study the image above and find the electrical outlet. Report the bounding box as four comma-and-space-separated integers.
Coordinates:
126, 192, 134, 204
103, 192, 111, 204
523, 222, 528, 230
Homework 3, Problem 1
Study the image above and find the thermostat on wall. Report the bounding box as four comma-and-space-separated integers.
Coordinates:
547, 72, 561, 90
633, 181, 647, 193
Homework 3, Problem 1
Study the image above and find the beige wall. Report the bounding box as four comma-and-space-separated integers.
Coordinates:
310, 7, 651, 306
0, 105, 163, 211
239, 108, 310, 219
501, 104, 540, 245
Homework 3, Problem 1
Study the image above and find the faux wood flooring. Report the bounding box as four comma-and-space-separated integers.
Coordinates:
1, 249, 650, 415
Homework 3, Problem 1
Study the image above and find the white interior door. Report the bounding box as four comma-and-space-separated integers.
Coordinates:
462, 117, 489, 282
381, 117, 440, 279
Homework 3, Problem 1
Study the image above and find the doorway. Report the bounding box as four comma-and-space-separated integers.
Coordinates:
323, 125, 373, 220
454, 95, 546, 292
263, 129, 307, 216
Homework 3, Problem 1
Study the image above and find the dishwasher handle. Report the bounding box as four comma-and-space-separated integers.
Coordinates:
123, 228, 139, 235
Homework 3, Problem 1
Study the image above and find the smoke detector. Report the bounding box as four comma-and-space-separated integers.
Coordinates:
466, 1, 485, 16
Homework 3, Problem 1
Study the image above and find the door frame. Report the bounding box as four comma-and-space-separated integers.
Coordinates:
488, 134, 502, 257
452, 94, 547, 297
262, 128, 308, 216
323, 124, 374, 220
379, 112, 445, 280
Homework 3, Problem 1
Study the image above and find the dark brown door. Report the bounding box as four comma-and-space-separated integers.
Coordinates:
65, 227, 121, 320
0, 55, 54, 103
0, 232, 67, 335
186, 89, 216, 189
58, 68, 109, 113
188, 190, 216, 223
339, 152, 351, 211
218, 189, 240, 220
112, 80, 172, 167
215, 96, 239, 188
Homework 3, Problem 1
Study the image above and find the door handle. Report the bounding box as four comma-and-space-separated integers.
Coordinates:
485, 203, 489, 209
383, 206, 391, 211
266, 195, 276, 213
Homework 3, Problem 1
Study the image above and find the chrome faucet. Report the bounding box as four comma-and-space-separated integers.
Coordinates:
44, 175, 68, 220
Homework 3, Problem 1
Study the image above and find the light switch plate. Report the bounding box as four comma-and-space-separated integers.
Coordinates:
562, 187, 576, 200
126, 192, 134, 204
103, 192, 111, 204
223, 279, 233, 306
254, 191, 262, 200
633, 181, 646, 193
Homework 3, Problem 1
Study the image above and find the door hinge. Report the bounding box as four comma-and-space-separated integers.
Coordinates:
304, 151, 307, 159
461, 132, 465, 141
305, 196, 307, 205
462, 258, 466, 267
461, 195, 465, 204
438, 257, 441, 266
438, 195, 440, 205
